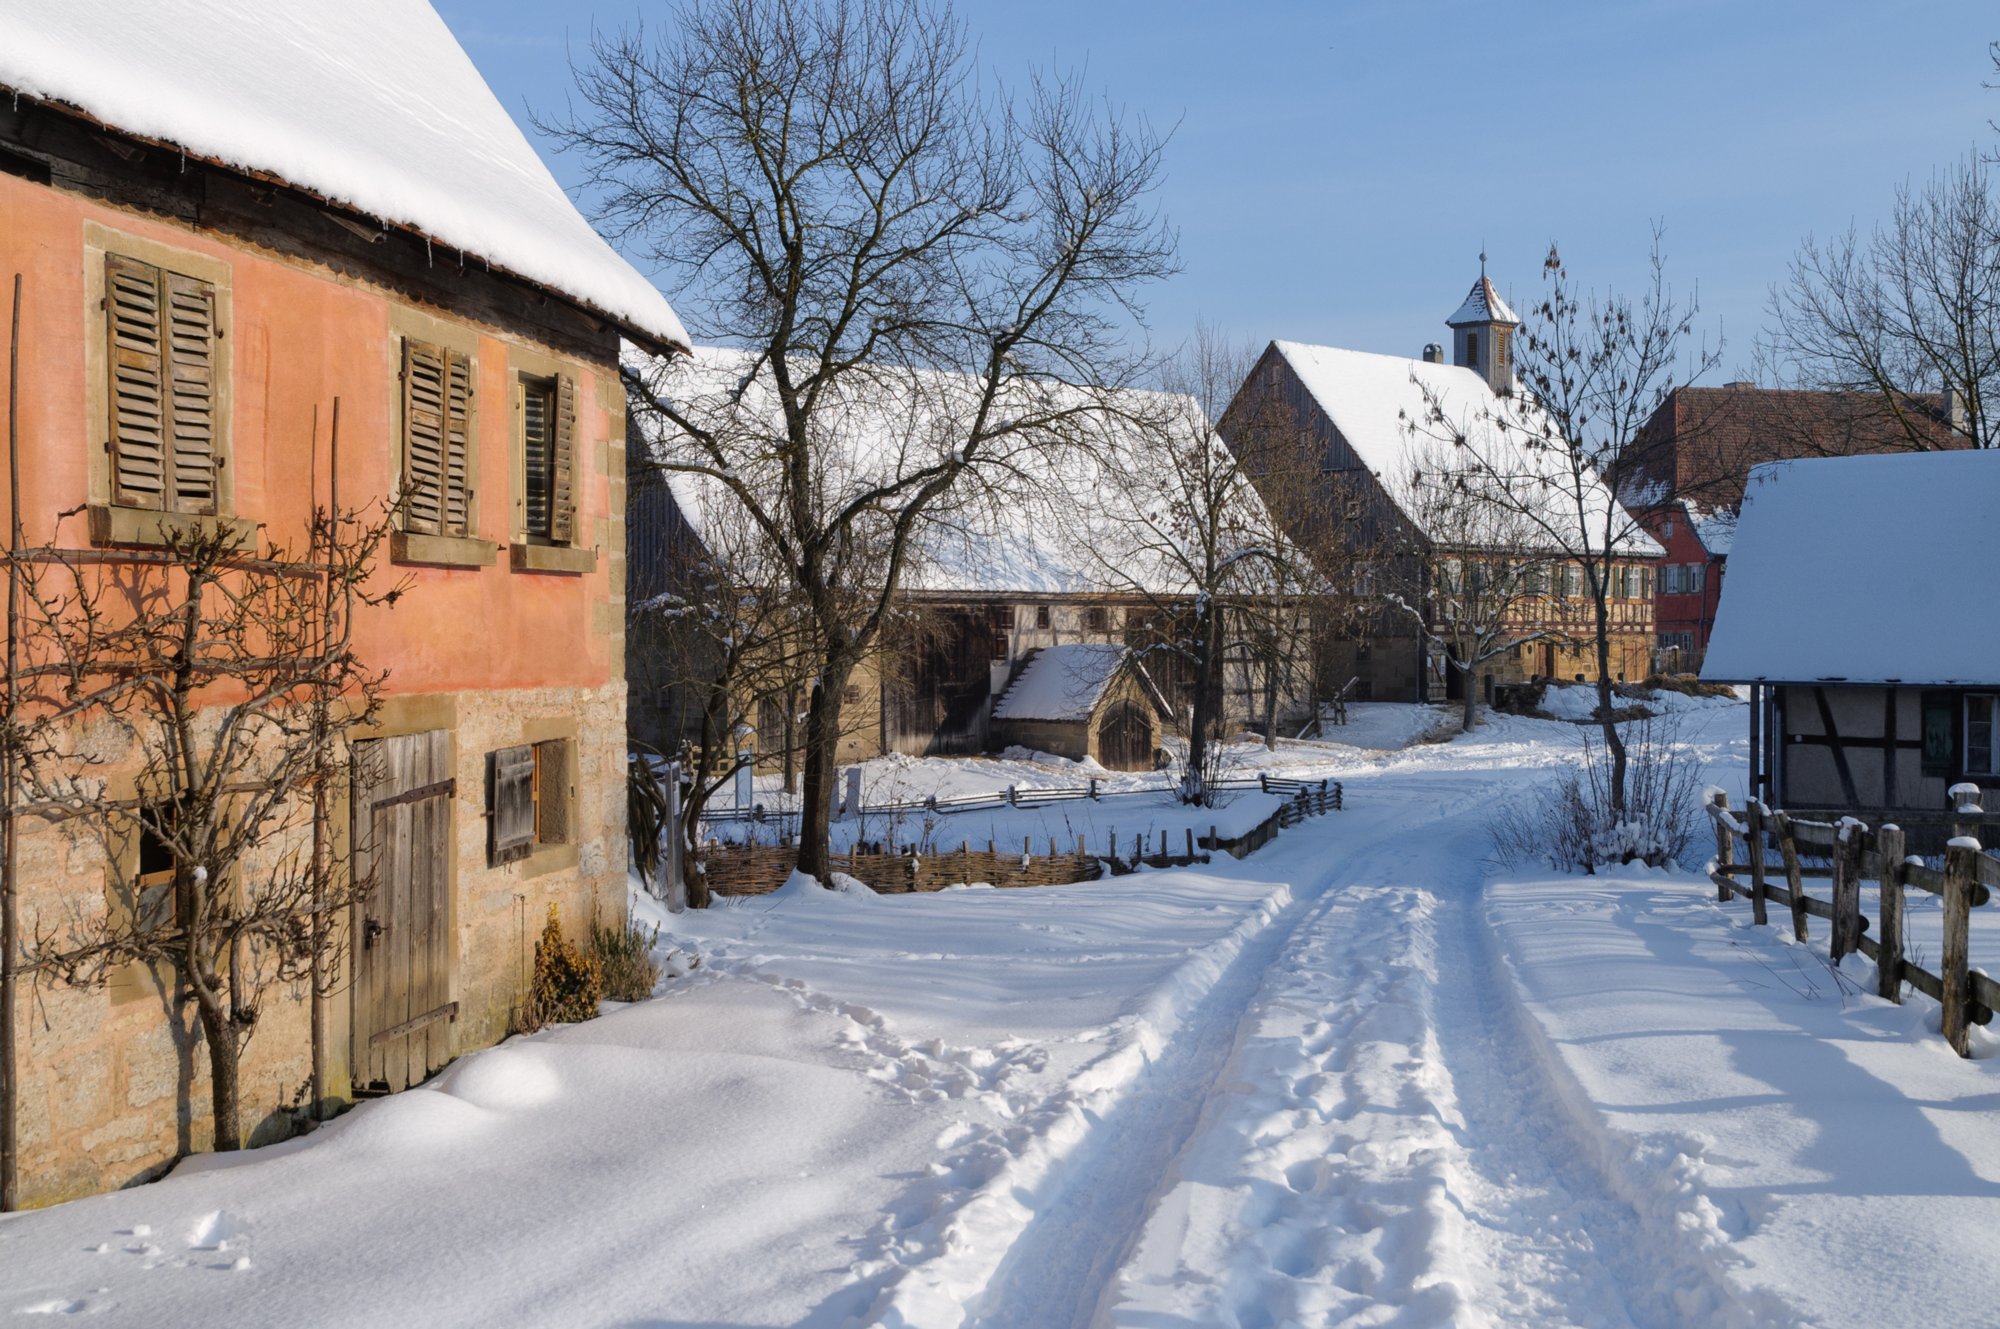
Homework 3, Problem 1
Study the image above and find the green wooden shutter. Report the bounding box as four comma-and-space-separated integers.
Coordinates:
401, 339, 447, 536
105, 254, 168, 510
443, 349, 473, 537
551, 373, 577, 544
163, 271, 218, 514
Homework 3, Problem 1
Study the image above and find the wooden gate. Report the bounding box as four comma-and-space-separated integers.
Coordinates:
350, 729, 457, 1093
1098, 701, 1154, 771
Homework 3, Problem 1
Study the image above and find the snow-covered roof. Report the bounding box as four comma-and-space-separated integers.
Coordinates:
1446, 275, 1519, 327
629, 347, 1290, 597
992, 644, 1132, 723
1685, 504, 1737, 557
0, 0, 689, 353
1271, 341, 1662, 558
1702, 450, 2000, 685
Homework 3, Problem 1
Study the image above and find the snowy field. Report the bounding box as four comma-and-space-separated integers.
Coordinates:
7, 691, 2000, 1327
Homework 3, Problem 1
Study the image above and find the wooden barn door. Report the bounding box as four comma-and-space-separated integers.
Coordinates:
1098, 702, 1153, 771
350, 729, 457, 1093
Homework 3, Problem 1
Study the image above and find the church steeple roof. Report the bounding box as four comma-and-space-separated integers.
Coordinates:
1445, 272, 1519, 328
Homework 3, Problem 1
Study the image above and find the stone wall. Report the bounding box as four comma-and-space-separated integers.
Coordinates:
9, 679, 626, 1208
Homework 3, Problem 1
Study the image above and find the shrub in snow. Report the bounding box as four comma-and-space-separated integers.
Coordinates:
592, 915, 662, 1003
1492, 714, 1704, 873
525, 904, 603, 1028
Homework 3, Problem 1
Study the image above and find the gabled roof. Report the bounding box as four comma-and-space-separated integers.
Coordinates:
1623, 385, 1963, 510
0, 0, 689, 353
1684, 503, 1737, 557
992, 644, 1134, 723
1267, 340, 1661, 557
628, 346, 1295, 597
1446, 274, 1519, 328
1701, 450, 2000, 686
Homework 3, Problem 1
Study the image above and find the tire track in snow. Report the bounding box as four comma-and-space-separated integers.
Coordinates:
1100, 766, 1756, 1328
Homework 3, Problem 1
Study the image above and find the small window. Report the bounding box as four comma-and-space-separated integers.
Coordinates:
1465, 331, 1480, 365
133, 804, 180, 933
992, 604, 1015, 631
488, 739, 570, 865
1689, 563, 1706, 594
1035, 605, 1050, 630
1968, 695, 1998, 776
1662, 516, 1674, 537
1084, 606, 1108, 632
843, 684, 862, 705
519, 373, 577, 543
104, 253, 220, 515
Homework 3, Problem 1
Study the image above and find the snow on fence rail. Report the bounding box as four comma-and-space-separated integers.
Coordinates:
1704, 788, 2000, 1057
697, 769, 1341, 829
700, 779, 1342, 896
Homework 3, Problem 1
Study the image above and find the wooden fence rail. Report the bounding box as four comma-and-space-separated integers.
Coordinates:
700, 780, 1342, 897
1705, 786, 2000, 1057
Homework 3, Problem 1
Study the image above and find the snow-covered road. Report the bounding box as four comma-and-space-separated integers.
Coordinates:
7, 695, 2000, 1327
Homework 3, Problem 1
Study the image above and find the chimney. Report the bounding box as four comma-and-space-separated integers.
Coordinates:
1724, 380, 1756, 390
1946, 386, 1969, 435
1422, 343, 1443, 364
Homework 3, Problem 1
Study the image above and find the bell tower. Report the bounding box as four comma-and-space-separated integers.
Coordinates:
1444, 255, 1520, 394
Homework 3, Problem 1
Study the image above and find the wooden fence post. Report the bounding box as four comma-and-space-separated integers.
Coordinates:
1711, 792, 1733, 903
1831, 822, 1864, 962
1942, 840, 1976, 1058
1746, 802, 1769, 927
1775, 812, 1809, 943
1875, 823, 1905, 1004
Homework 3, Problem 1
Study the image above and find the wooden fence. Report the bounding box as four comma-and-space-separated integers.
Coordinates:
1705, 788, 2000, 1057
700, 779, 1341, 897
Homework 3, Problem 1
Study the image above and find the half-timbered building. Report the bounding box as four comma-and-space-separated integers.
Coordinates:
1704, 450, 2000, 818
1223, 274, 1663, 705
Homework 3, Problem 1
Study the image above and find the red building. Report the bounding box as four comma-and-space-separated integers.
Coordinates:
1639, 502, 1730, 671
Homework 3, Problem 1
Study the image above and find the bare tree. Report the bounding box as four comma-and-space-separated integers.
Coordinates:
1083, 331, 1296, 802
23, 505, 399, 1153
1409, 238, 1717, 814
1763, 153, 1998, 450
1378, 439, 1555, 731
558, 0, 1175, 878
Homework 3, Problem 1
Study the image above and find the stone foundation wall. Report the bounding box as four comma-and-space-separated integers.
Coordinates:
8, 679, 627, 1208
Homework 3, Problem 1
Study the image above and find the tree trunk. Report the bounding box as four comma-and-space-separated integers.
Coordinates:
1184, 606, 1223, 804
1461, 663, 1478, 732
1591, 585, 1627, 817
1260, 643, 1279, 750
194, 995, 241, 1152
796, 657, 856, 880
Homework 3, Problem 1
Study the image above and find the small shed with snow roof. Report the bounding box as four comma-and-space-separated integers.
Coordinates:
1702, 450, 2000, 815
989, 644, 1170, 770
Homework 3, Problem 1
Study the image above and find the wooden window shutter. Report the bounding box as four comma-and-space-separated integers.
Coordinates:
444, 349, 473, 536
105, 254, 168, 510
522, 380, 552, 538
487, 744, 536, 865
163, 271, 218, 514
551, 373, 577, 544
401, 339, 447, 536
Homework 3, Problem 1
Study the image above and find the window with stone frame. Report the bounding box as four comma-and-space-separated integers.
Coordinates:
103, 252, 221, 515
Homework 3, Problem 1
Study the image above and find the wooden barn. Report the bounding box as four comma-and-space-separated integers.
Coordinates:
1703, 450, 2000, 820
626, 348, 1318, 767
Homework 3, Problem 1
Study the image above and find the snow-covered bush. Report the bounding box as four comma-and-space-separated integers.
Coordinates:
1492, 713, 1704, 873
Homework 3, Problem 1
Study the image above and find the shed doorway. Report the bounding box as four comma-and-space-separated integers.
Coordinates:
1097, 701, 1154, 771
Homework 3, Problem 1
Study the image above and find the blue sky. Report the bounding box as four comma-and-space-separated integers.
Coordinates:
438, 0, 1996, 378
